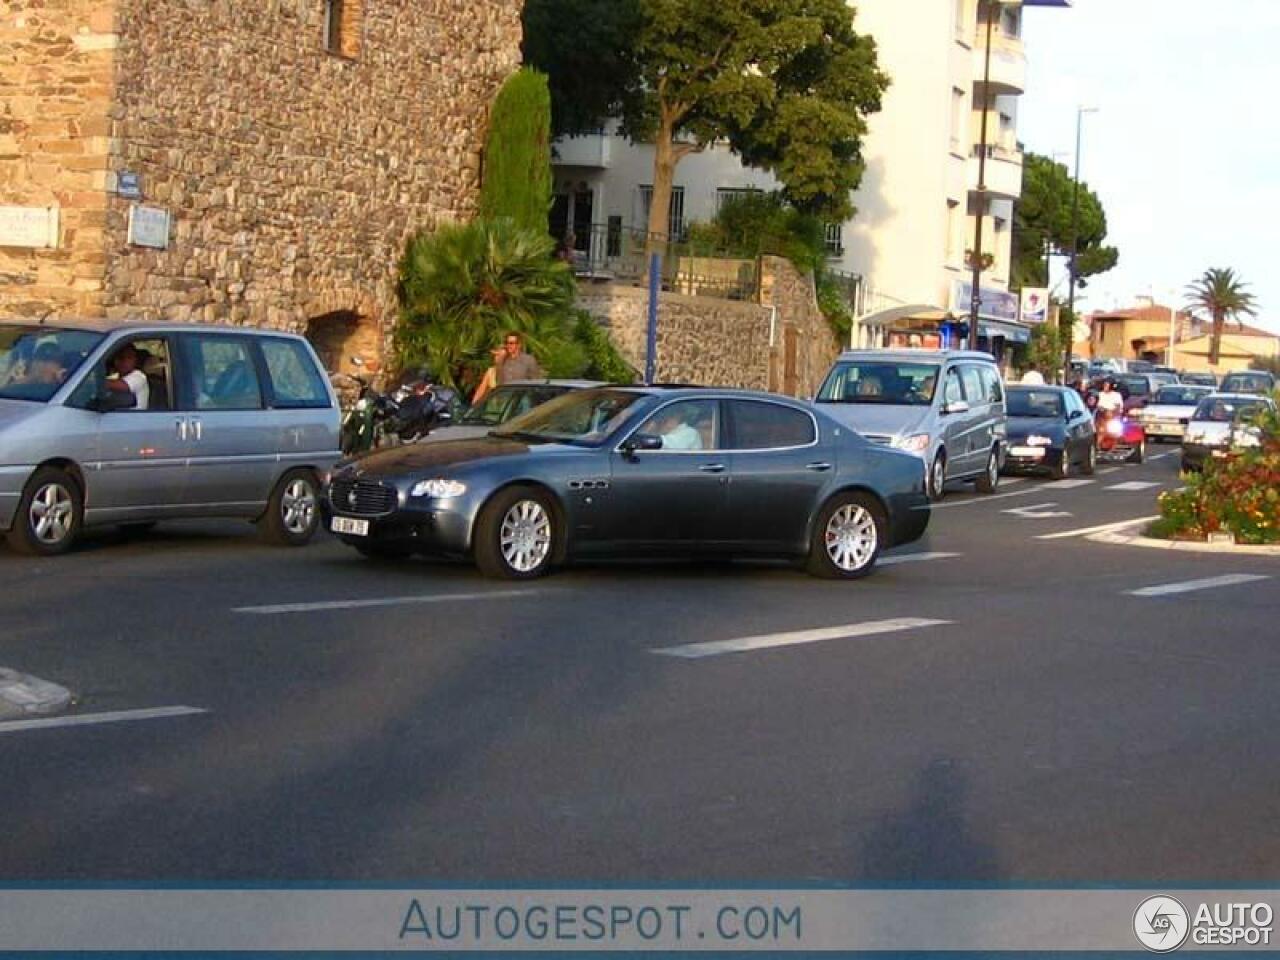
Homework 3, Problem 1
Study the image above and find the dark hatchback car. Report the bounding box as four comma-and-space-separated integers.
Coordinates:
1002, 386, 1097, 479
325, 387, 930, 580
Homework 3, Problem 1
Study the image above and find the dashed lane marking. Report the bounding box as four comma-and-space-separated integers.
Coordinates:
653, 618, 953, 660
0, 705, 208, 735
1127, 574, 1270, 598
1002, 503, 1073, 519
878, 551, 961, 566
927, 487, 1040, 509
233, 589, 545, 615
1036, 516, 1160, 540
1053, 479, 1096, 489
1107, 481, 1162, 491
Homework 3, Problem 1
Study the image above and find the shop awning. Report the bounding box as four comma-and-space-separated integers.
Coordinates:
858, 304, 950, 327
980, 320, 1031, 344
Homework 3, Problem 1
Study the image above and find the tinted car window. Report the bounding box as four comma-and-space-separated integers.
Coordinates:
1006, 389, 1063, 417
0, 326, 103, 403
943, 369, 964, 405
493, 389, 641, 446
1154, 386, 1209, 405
1221, 373, 1274, 394
1116, 375, 1151, 397
728, 400, 815, 450
261, 338, 329, 408
182, 335, 264, 411
979, 365, 1004, 404
1193, 397, 1269, 422
637, 399, 720, 450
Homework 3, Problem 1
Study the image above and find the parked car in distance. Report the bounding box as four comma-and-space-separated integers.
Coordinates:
326, 387, 930, 579
1135, 384, 1214, 442
1181, 392, 1278, 472
1113, 373, 1160, 412
0, 320, 339, 555
422, 380, 602, 443
1127, 360, 1156, 374
813, 350, 1006, 501
1178, 371, 1219, 388
1002, 386, 1097, 479
1219, 370, 1276, 396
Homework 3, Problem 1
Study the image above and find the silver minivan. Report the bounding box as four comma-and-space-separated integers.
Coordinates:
814, 349, 1007, 499
0, 320, 340, 555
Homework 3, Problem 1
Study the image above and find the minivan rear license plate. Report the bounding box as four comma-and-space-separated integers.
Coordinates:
331, 517, 369, 536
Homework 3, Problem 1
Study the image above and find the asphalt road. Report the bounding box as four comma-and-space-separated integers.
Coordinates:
1, 446, 1277, 884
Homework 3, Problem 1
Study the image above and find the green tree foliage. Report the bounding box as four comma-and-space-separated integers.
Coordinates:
685, 192, 827, 273
522, 0, 644, 137
479, 69, 553, 234
1011, 153, 1119, 290
395, 220, 632, 391
525, 0, 888, 251
1026, 316, 1069, 376
1185, 267, 1258, 367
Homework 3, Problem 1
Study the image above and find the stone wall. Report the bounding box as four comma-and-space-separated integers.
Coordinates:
576, 257, 841, 396
1, 0, 522, 372
0, 0, 117, 318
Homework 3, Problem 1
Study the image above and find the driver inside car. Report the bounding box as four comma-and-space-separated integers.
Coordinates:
654, 408, 703, 450
105, 344, 149, 410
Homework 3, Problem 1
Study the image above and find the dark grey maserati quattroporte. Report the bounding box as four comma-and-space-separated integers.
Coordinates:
325, 387, 930, 579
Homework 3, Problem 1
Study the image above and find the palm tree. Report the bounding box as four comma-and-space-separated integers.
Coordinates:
395, 219, 577, 390
1185, 267, 1258, 367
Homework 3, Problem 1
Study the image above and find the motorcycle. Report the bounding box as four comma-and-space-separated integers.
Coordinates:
388, 372, 460, 443
336, 358, 398, 456
1095, 409, 1146, 464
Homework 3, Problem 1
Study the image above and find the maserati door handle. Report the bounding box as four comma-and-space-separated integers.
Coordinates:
698, 463, 726, 474
806, 461, 833, 472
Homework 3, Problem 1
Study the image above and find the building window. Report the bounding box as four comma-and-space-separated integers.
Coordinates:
715, 187, 762, 214
954, 0, 971, 40
946, 199, 961, 263
638, 185, 686, 241
823, 222, 844, 257
324, 0, 362, 59
950, 87, 966, 154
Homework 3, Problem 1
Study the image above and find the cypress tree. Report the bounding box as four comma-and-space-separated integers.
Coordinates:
480, 68, 553, 235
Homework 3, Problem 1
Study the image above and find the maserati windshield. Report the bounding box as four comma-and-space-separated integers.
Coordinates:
491, 389, 642, 446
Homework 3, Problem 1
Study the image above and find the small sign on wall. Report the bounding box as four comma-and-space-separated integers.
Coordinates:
116, 171, 142, 199
0, 205, 60, 249
127, 204, 171, 249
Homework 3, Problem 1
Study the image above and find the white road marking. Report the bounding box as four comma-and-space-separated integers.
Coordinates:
653, 618, 952, 660
1107, 481, 1161, 491
0, 705, 208, 735
1036, 515, 1160, 540
1127, 574, 1269, 598
1002, 503, 1073, 519
927, 487, 1040, 509
1098, 467, 1120, 475
1001, 478, 1026, 485
233, 589, 544, 615
1053, 479, 1096, 489
1148, 452, 1174, 461
878, 551, 961, 566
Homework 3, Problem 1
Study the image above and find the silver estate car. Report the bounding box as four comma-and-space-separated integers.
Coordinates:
814, 350, 1007, 500
0, 320, 340, 555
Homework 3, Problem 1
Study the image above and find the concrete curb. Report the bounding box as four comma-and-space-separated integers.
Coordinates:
1088, 520, 1280, 556
0, 668, 74, 720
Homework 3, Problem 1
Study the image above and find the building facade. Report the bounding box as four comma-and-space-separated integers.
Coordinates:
0, 0, 522, 372
551, 0, 1065, 352
1090, 303, 1199, 364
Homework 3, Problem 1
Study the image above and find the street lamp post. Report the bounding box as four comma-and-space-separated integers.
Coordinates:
1064, 106, 1098, 382
968, 0, 998, 351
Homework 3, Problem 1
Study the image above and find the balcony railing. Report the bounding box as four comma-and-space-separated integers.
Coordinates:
969, 142, 1024, 199
973, 30, 1026, 95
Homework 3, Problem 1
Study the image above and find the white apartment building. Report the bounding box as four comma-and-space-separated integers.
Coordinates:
551, 0, 1068, 351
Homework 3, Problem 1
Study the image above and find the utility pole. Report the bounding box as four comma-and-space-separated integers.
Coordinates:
1064, 106, 1097, 382
968, 0, 997, 351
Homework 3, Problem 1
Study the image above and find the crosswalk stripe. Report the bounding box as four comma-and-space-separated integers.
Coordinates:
1107, 481, 1161, 491
1127, 574, 1269, 598
878, 552, 961, 566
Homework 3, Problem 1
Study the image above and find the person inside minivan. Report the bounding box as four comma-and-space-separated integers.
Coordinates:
105, 344, 149, 410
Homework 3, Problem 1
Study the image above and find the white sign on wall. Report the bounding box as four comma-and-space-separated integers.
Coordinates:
127, 204, 171, 249
1020, 287, 1050, 325
0, 205, 60, 249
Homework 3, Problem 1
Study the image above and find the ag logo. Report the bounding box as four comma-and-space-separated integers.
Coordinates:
1134, 896, 1190, 952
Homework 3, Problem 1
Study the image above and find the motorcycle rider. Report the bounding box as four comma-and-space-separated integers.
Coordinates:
1095, 379, 1124, 418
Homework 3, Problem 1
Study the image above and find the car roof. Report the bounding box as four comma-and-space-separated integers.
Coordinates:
835, 349, 996, 363
501, 379, 607, 389
1007, 384, 1068, 393
0, 317, 309, 339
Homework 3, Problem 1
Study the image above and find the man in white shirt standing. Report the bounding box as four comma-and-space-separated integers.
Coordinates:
1020, 365, 1045, 385
105, 344, 149, 410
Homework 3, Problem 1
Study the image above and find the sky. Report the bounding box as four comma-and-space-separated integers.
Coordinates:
1018, 0, 1280, 330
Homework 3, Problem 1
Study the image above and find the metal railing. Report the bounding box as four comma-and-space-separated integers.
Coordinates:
561, 223, 761, 301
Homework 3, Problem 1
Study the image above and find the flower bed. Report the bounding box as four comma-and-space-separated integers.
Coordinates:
1152, 403, 1280, 544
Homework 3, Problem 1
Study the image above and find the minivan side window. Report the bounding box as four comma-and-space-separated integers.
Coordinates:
960, 365, 985, 406
978, 365, 1004, 404
728, 400, 816, 450
260, 338, 330, 409
181, 335, 264, 411
943, 369, 964, 406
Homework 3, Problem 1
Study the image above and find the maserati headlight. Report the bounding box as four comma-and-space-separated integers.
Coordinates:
410, 478, 468, 499
1026, 435, 1053, 447
892, 433, 931, 455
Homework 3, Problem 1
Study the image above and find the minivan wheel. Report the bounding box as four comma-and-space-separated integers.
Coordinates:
926, 451, 947, 501
474, 486, 557, 580
807, 492, 884, 579
974, 448, 1000, 494
8, 467, 83, 556
259, 469, 320, 546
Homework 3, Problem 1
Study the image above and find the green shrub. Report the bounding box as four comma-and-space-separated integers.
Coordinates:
480, 69, 553, 234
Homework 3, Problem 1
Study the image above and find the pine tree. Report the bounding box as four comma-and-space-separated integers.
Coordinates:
480, 69, 553, 235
